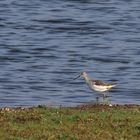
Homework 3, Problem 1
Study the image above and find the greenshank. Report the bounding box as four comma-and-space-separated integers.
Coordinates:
74, 72, 116, 98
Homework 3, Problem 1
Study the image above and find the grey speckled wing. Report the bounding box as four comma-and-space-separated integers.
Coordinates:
91, 80, 111, 86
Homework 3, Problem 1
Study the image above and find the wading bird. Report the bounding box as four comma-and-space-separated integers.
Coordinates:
74, 72, 116, 98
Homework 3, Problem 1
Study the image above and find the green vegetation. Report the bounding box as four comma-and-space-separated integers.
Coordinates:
0, 104, 139, 140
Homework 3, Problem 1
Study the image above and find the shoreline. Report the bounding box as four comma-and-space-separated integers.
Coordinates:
1, 103, 140, 110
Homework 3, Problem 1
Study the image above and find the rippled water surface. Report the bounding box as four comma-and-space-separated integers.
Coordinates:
0, 0, 140, 107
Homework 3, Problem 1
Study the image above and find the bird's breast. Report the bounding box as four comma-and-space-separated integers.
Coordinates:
91, 84, 109, 92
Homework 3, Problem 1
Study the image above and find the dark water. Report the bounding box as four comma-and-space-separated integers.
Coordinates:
0, 0, 140, 107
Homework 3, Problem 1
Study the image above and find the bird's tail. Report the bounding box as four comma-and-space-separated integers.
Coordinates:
110, 84, 116, 88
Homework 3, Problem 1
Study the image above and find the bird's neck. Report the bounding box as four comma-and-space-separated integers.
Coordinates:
83, 75, 90, 84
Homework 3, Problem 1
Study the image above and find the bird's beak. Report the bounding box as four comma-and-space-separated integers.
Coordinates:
73, 74, 81, 80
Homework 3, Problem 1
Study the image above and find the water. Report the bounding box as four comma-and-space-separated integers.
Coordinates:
0, 0, 140, 107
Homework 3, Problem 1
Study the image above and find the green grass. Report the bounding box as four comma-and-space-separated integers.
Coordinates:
0, 105, 139, 140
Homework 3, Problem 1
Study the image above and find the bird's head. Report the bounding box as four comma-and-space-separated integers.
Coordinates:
80, 72, 88, 78
74, 71, 88, 80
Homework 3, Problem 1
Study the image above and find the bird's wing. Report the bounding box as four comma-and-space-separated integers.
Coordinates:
91, 80, 111, 86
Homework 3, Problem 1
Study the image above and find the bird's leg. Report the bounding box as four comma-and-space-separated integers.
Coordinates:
96, 96, 99, 104
102, 92, 111, 105
102, 92, 108, 104
103, 93, 106, 99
